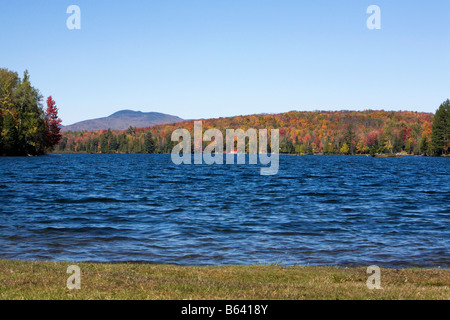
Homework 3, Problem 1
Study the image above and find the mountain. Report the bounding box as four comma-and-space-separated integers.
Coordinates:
57, 110, 435, 156
61, 110, 184, 132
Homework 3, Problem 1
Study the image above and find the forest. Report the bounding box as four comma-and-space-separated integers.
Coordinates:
0, 68, 62, 156
1, 68, 448, 157
56, 101, 450, 156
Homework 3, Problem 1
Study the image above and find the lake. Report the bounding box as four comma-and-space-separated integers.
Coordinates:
0, 154, 448, 268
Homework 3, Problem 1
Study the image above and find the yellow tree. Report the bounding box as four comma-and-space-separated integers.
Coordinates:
340, 143, 350, 154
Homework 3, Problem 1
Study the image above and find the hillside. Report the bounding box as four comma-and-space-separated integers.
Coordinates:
56, 110, 435, 155
61, 110, 184, 132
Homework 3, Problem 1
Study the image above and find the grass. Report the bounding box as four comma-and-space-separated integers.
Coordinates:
0, 260, 448, 300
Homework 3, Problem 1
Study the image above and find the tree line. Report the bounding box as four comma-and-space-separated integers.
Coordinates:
2, 67, 446, 157
0, 68, 62, 156
58, 127, 165, 154
56, 102, 450, 156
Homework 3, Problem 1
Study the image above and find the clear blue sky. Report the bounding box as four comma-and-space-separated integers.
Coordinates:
1, 0, 449, 125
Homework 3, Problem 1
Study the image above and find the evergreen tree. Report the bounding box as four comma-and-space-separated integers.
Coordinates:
109, 134, 119, 152
344, 123, 356, 154
431, 99, 450, 156
420, 135, 429, 155
280, 139, 295, 154
2, 112, 20, 155
99, 130, 112, 153
144, 131, 156, 153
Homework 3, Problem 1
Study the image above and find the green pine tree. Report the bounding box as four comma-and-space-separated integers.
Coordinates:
144, 131, 156, 154
431, 99, 450, 156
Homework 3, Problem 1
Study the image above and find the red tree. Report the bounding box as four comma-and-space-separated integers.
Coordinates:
366, 130, 379, 147
45, 96, 62, 150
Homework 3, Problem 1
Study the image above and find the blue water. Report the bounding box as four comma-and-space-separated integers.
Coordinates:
0, 154, 448, 268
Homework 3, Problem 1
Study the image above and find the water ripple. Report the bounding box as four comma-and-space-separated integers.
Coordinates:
0, 154, 449, 268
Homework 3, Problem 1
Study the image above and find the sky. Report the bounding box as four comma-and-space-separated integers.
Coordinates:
0, 0, 449, 125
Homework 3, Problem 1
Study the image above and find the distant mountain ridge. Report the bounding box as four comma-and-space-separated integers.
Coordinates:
61, 110, 184, 132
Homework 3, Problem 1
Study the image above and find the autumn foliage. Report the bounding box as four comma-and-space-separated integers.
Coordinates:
45, 96, 62, 150
0, 68, 63, 156
57, 110, 434, 155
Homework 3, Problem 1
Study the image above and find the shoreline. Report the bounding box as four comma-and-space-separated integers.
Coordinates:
47, 152, 434, 157
4, 151, 447, 157
1, 260, 448, 300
